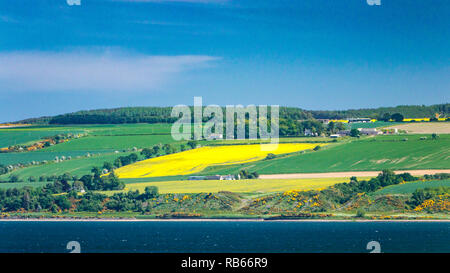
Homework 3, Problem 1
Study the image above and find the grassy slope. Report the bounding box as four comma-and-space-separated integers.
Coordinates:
3, 125, 449, 184
85, 123, 172, 136
349, 121, 400, 129
0, 123, 173, 146
373, 179, 450, 195
0, 124, 176, 165
201, 137, 333, 145
0, 152, 130, 179
0, 128, 85, 147
0, 151, 103, 165
21, 123, 176, 153
41, 134, 176, 152
199, 135, 450, 175
0, 181, 50, 190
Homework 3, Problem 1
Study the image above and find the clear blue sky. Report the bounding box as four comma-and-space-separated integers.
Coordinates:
0, 0, 449, 122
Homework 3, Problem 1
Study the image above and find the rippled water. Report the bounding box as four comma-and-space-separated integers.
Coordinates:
0, 221, 448, 253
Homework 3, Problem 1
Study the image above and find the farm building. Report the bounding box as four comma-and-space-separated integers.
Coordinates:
358, 128, 383, 136
206, 175, 222, 180
188, 175, 236, 181
317, 118, 373, 124
347, 118, 372, 123
304, 129, 318, 136
337, 130, 350, 136
220, 174, 236, 180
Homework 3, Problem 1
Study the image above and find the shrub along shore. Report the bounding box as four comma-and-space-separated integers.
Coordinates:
0, 170, 448, 220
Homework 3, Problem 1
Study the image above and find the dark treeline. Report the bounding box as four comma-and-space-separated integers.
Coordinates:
15, 104, 448, 125
17, 106, 311, 125
310, 104, 449, 119
322, 170, 419, 205
0, 182, 156, 213
0, 164, 11, 176
320, 171, 448, 208
48, 107, 177, 124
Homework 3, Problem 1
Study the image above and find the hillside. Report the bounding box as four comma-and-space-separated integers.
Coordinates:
199, 135, 450, 175
16, 106, 312, 125
373, 179, 450, 195
13, 103, 449, 125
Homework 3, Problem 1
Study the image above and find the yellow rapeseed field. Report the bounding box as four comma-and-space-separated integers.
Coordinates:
115, 143, 323, 178
402, 118, 446, 122
329, 119, 349, 123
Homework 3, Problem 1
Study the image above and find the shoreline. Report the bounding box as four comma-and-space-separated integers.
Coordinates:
1, 218, 449, 223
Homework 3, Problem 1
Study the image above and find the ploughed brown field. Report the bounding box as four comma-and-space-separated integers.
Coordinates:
385, 122, 450, 134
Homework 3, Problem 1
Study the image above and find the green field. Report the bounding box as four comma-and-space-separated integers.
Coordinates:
0, 181, 50, 190
2, 124, 449, 185
198, 134, 450, 175
0, 123, 178, 167
86, 123, 173, 136
40, 134, 177, 152
0, 152, 131, 179
0, 123, 173, 146
349, 121, 400, 129
201, 137, 334, 145
0, 128, 85, 147
373, 179, 450, 195
0, 150, 103, 165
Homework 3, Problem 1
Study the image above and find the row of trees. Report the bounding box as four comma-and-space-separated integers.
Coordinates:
112, 153, 139, 168
410, 187, 450, 207
238, 170, 259, 179
321, 170, 418, 205
79, 168, 125, 191
310, 104, 449, 120
0, 182, 158, 213
1, 169, 448, 214
141, 142, 198, 159
18, 106, 312, 125
17, 104, 449, 125
379, 113, 405, 122
0, 164, 10, 176
280, 119, 351, 137
140, 144, 177, 159
279, 119, 325, 136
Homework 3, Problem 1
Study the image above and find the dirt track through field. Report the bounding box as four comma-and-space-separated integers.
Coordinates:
259, 169, 450, 179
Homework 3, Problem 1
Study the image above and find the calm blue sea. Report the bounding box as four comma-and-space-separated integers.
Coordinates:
0, 221, 448, 253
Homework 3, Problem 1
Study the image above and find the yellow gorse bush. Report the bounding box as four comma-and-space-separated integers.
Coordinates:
115, 143, 323, 178
414, 194, 450, 212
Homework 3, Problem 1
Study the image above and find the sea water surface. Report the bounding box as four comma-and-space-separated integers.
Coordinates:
0, 221, 448, 253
